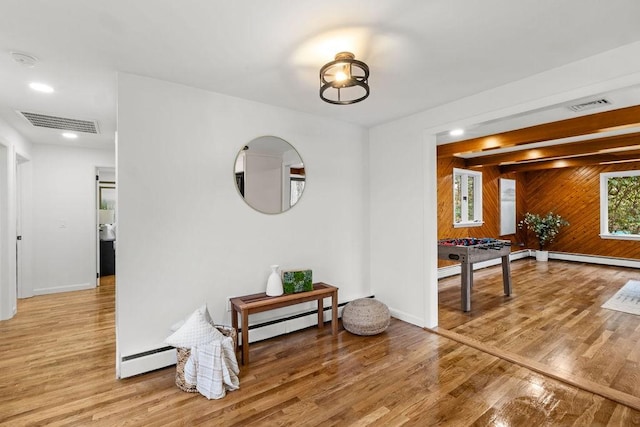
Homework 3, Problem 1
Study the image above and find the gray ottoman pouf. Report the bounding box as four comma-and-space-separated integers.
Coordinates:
342, 298, 390, 335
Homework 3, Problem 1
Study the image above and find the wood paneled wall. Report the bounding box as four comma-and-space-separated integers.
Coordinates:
437, 158, 526, 267
437, 156, 640, 265
520, 162, 640, 259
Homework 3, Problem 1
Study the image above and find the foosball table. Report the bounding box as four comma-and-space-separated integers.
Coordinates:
438, 238, 512, 312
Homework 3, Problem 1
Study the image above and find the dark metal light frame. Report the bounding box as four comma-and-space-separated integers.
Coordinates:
319, 52, 370, 105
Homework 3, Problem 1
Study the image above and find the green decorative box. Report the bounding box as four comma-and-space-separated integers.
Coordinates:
282, 269, 313, 294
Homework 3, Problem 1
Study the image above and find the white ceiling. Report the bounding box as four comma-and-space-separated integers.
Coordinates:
2, 1, 640, 149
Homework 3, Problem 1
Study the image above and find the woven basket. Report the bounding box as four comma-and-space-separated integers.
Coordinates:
175, 325, 237, 393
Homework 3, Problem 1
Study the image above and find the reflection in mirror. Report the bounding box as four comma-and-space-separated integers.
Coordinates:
234, 136, 305, 214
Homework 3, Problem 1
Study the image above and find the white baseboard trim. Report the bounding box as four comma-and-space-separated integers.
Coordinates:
120, 306, 409, 379
388, 308, 424, 328
118, 302, 353, 378
438, 250, 640, 280
548, 251, 640, 269
120, 348, 176, 379
438, 250, 530, 279
33, 282, 95, 296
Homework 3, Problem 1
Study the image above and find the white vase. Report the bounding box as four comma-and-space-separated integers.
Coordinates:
266, 265, 283, 296
535, 250, 549, 262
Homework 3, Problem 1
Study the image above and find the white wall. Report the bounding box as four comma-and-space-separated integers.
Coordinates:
0, 117, 32, 320
31, 144, 114, 294
116, 73, 369, 374
0, 117, 32, 158
370, 40, 640, 329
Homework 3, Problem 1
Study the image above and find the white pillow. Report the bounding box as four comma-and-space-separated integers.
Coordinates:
165, 306, 224, 347
170, 304, 213, 332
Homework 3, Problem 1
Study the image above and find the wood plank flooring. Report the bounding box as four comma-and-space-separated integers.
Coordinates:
439, 259, 640, 407
1, 269, 640, 425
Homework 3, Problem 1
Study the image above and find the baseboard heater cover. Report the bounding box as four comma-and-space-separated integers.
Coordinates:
242, 297, 362, 333
438, 250, 529, 279
547, 251, 640, 269
119, 295, 374, 378
438, 250, 640, 280
122, 346, 174, 362
119, 348, 177, 379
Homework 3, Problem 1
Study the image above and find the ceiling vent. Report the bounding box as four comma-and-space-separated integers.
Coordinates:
18, 111, 99, 134
567, 98, 611, 113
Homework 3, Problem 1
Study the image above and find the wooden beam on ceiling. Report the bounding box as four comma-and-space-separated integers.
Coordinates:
499, 149, 640, 173
437, 104, 640, 158
464, 131, 640, 167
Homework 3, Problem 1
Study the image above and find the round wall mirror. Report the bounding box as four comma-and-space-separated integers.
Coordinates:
234, 136, 306, 214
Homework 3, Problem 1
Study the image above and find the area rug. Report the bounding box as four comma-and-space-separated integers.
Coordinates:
601, 280, 640, 316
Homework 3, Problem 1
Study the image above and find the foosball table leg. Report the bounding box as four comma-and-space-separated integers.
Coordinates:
461, 262, 472, 312
501, 255, 512, 296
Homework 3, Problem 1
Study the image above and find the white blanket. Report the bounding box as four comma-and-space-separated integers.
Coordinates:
184, 335, 240, 399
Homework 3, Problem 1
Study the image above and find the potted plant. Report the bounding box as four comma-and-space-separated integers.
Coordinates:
518, 211, 569, 261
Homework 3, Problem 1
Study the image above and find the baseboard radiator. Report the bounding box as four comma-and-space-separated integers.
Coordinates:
438, 249, 640, 280
119, 297, 372, 378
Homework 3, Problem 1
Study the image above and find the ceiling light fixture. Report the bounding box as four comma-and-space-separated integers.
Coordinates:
319, 52, 370, 105
29, 82, 54, 93
449, 128, 464, 137
62, 132, 78, 139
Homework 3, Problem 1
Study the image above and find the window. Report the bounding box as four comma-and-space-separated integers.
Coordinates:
453, 168, 483, 227
600, 170, 640, 240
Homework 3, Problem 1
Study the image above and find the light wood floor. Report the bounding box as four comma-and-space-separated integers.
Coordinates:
439, 259, 640, 404
1, 267, 640, 426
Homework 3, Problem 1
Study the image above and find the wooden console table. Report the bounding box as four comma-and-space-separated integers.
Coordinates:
230, 282, 338, 365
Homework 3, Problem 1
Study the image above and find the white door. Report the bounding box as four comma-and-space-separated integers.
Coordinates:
15, 159, 22, 298
15, 154, 31, 299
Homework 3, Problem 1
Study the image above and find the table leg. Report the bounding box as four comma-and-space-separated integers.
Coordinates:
331, 290, 338, 335
241, 309, 249, 365
231, 306, 238, 354
461, 261, 472, 312
317, 297, 324, 329
502, 255, 512, 296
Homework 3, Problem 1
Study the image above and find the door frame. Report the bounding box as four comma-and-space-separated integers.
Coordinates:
15, 153, 31, 299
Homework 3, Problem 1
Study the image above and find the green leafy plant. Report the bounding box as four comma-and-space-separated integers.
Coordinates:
518, 211, 569, 250
607, 175, 640, 235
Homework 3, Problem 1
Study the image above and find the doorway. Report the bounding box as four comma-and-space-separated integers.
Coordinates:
96, 167, 116, 287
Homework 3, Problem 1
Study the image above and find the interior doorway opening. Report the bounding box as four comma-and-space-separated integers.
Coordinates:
96, 167, 116, 287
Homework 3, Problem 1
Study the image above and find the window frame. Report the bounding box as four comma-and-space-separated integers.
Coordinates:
453, 167, 483, 228
599, 170, 640, 241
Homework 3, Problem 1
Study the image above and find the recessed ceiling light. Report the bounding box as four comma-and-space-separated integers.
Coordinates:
62, 132, 78, 139
449, 128, 464, 137
29, 82, 54, 93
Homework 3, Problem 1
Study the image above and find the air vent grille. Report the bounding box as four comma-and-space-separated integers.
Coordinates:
19, 111, 99, 134
567, 98, 611, 113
